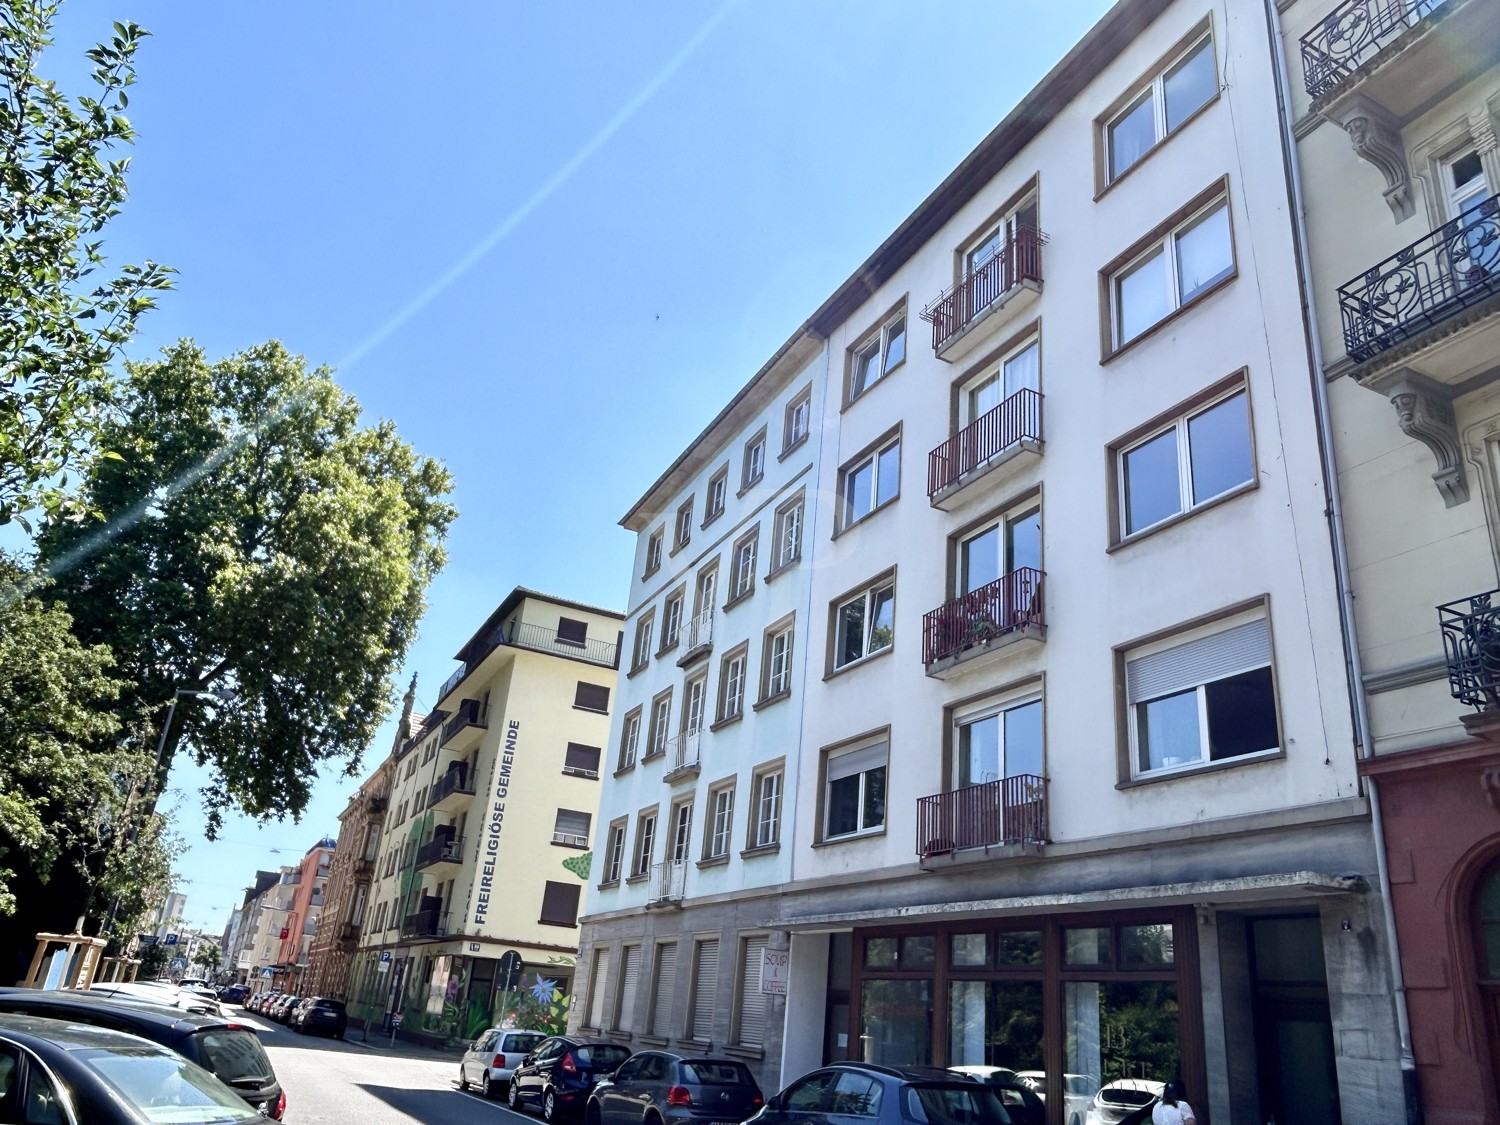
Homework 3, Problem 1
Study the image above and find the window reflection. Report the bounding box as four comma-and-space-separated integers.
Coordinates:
861, 979, 933, 1066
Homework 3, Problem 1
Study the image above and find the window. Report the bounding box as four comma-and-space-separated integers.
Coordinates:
618, 708, 642, 771
955, 694, 1043, 787
824, 737, 887, 840
688, 938, 719, 1042
1446, 148, 1488, 219
574, 681, 610, 713
661, 591, 684, 651
717, 644, 748, 724
553, 809, 591, 848
675, 497, 694, 551
833, 577, 895, 670
1124, 610, 1279, 776
1105, 31, 1216, 183
760, 618, 794, 703
840, 434, 901, 529
706, 784, 735, 859
603, 820, 627, 883
645, 528, 664, 577
650, 943, 678, 1036
784, 387, 812, 452
742, 427, 767, 490
564, 742, 601, 778
729, 527, 758, 602
585, 952, 610, 1028
633, 810, 658, 877
539, 881, 581, 926
705, 467, 728, 525
648, 689, 673, 758
615, 944, 642, 1031
680, 674, 707, 764
557, 617, 588, 647
957, 505, 1041, 597
751, 766, 783, 849
631, 611, 655, 672
959, 336, 1039, 432
693, 565, 718, 627
1111, 194, 1233, 349
669, 800, 694, 865
1115, 383, 1252, 538
735, 935, 769, 1046
848, 311, 907, 404
771, 493, 804, 573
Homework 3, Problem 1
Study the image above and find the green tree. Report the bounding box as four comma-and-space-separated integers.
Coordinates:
39, 339, 455, 830
0, 1, 172, 528
191, 942, 221, 975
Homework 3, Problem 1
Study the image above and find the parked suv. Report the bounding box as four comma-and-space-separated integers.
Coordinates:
748, 1063, 1019, 1125
291, 996, 348, 1038
0, 987, 287, 1119
588, 1051, 764, 1125
508, 1035, 632, 1121
460, 1027, 547, 1098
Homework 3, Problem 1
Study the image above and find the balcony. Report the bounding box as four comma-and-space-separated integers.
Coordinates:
441, 698, 487, 754
921, 228, 1046, 362
337, 923, 360, 946
439, 619, 622, 702
928, 389, 1043, 511
414, 833, 464, 876
662, 728, 703, 784
1440, 589, 1500, 714
922, 568, 1045, 679
677, 608, 714, 666
401, 908, 450, 940
364, 794, 388, 819
428, 762, 476, 813
916, 775, 1049, 859
647, 860, 687, 906
352, 856, 374, 880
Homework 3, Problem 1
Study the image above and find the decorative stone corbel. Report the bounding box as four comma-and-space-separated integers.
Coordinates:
1384, 370, 1468, 506
1327, 95, 1414, 223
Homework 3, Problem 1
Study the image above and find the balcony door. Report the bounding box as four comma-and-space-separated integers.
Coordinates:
962, 339, 1039, 429
695, 567, 717, 618
960, 508, 1041, 596
1444, 149, 1495, 293
966, 199, 1039, 281
956, 699, 1043, 788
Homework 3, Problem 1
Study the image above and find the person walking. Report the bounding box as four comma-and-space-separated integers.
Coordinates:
1151, 1079, 1196, 1125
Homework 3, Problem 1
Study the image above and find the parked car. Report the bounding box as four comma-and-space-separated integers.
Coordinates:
588, 1051, 764, 1125
0, 987, 286, 1119
0, 1011, 265, 1123
247, 991, 279, 1014
269, 994, 301, 1023
748, 1063, 1019, 1125
1088, 1079, 1163, 1125
459, 1027, 547, 1098
1012, 1071, 1097, 1125
291, 996, 348, 1038
947, 1068, 1044, 1125
508, 1035, 632, 1121
87, 980, 222, 1017
217, 985, 249, 1005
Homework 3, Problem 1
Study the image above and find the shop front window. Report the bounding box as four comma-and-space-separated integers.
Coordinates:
948, 979, 1044, 1072
1065, 980, 1180, 1092
860, 979, 933, 1066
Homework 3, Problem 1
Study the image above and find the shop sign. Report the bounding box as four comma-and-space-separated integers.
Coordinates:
761, 947, 788, 995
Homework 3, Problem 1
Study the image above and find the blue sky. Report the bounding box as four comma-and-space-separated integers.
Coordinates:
46, 1, 1116, 936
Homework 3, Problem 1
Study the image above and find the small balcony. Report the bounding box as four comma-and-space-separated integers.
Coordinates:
662, 728, 703, 784
922, 568, 1045, 679
677, 609, 714, 666
414, 833, 464, 876
352, 856, 375, 881
916, 775, 1049, 860
364, 794, 388, 820
928, 389, 1043, 511
337, 923, 360, 946
441, 698, 487, 754
438, 619, 622, 702
647, 860, 687, 906
921, 227, 1046, 362
1440, 589, 1500, 713
428, 762, 476, 813
401, 907, 450, 940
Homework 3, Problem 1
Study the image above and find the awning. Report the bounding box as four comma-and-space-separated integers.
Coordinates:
775, 871, 1366, 931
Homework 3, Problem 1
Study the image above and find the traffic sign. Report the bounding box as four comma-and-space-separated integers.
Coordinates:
496, 950, 523, 992
378, 951, 392, 962
164, 934, 178, 946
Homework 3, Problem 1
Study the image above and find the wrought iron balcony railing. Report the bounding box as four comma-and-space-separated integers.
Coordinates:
664, 728, 703, 774
1440, 589, 1500, 710
442, 698, 486, 745
648, 860, 687, 905
401, 908, 449, 939
680, 608, 714, 658
428, 763, 475, 808
928, 389, 1043, 497
1340, 193, 1500, 362
1299, 0, 1445, 99
920, 227, 1046, 353
415, 834, 464, 870
922, 568, 1045, 667
916, 774, 1049, 858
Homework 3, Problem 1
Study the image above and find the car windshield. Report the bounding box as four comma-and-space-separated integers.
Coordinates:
190, 1029, 274, 1085
575, 1045, 631, 1069
683, 1062, 753, 1086
906, 1084, 1012, 1125
80, 1047, 262, 1123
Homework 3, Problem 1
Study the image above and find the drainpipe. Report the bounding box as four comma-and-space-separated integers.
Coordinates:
1261, 3, 1419, 1120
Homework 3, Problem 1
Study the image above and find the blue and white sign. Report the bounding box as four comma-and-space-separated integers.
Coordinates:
164, 934, 178, 946
379, 951, 392, 963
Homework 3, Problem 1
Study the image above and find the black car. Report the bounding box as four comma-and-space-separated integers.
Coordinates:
291, 996, 347, 1039
0, 1011, 263, 1124
748, 1063, 1019, 1125
588, 1051, 764, 1125
217, 985, 250, 1005
509, 1035, 633, 1122
0, 987, 286, 1119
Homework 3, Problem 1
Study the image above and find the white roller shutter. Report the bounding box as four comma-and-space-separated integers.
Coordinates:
735, 936, 768, 1047
689, 939, 718, 1041
615, 945, 641, 1032
650, 943, 677, 1036
1126, 618, 1269, 703
587, 952, 609, 1029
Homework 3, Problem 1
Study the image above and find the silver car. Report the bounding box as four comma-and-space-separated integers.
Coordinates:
459, 1027, 547, 1099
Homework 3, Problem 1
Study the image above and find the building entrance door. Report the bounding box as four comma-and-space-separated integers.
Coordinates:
1249, 916, 1340, 1124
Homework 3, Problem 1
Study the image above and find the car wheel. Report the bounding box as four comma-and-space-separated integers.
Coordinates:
484, 1072, 498, 1100
543, 1089, 558, 1123
459, 1067, 470, 1092
509, 1080, 524, 1112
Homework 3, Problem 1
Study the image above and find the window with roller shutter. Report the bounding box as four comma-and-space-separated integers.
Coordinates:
586, 951, 610, 1029
688, 938, 719, 1042
650, 943, 677, 1036
735, 935, 768, 1047
614, 945, 642, 1032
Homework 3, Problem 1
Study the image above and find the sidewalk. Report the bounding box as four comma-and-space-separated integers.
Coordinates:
343, 1022, 459, 1063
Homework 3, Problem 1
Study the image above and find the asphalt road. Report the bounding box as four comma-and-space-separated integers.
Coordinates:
243, 1011, 523, 1125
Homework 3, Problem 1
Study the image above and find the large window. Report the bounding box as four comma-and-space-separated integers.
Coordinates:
602, 820, 626, 884
742, 427, 767, 490
760, 619, 794, 703
729, 527, 758, 602
631, 612, 654, 672
833, 577, 895, 671
824, 737, 887, 840
1105, 31, 1216, 183
784, 387, 812, 452
633, 810, 658, 877
618, 708, 641, 771
840, 435, 901, 529
647, 689, 673, 759
669, 800, 694, 865
539, 881, 581, 927
574, 682, 610, 713
705, 467, 728, 526
706, 784, 735, 859
661, 591, 684, 652
717, 643, 748, 724
751, 766, 783, 850
1124, 610, 1279, 777
563, 742, 600, 778
674, 498, 694, 551
955, 695, 1043, 788
553, 809, 591, 848
1116, 384, 1252, 538
848, 311, 907, 404
1111, 195, 1234, 349
645, 528, 663, 577
772, 493, 804, 574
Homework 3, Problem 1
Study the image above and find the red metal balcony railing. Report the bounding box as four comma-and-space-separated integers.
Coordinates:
922, 568, 1045, 667
928, 389, 1043, 497
920, 227, 1046, 353
1299, 0, 1446, 99
916, 774, 1049, 857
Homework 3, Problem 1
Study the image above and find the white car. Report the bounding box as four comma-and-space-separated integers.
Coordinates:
458, 1027, 547, 1099
1087, 1078, 1163, 1125
1015, 1071, 1098, 1125
86, 981, 223, 1017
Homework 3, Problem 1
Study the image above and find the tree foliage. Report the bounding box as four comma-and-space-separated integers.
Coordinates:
39, 339, 455, 832
0, 1, 172, 528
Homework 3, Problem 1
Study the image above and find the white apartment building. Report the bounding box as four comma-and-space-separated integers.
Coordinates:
578, 1, 1412, 1121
